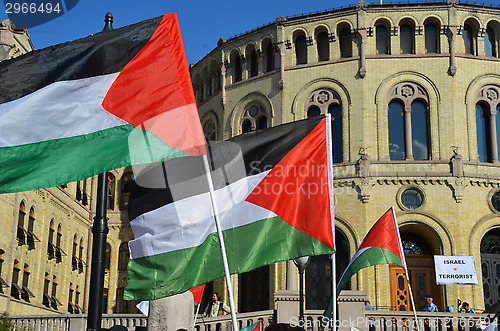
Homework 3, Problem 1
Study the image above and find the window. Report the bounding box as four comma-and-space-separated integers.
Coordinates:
399, 21, 414, 54
55, 224, 66, 263
294, 31, 308, 65
491, 191, 500, 213
107, 173, 115, 210
263, 38, 275, 72
119, 172, 133, 211
476, 85, 500, 163
401, 188, 423, 209
78, 238, 85, 273
17, 202, 26, 245
26, 207, 39, 249
75, 286, 82, 313
102, 288, 108, 314
388, 83, 430, 160
0, 250, 7, 293
21, 264, 34, 302
305, 89, 343, 163
240, 103, 267, 133
247, 44, 258, 78
485, 22, 500, 58
230, 50, 242, 83
43, 273, 50, 308
51, 276, 62, 309
105, 243, 111, 272
376, 22, 390, 55
68, 283, 75, 313
203, 120, 217, 142
424, 21, 439, 54
338, 26, 352, 58
47, 220, 55, 259
10, 260, 21, 299
115, 287, 137, 313
118, 242, 129, 271
316, 30, 329, 61
461, 19, 479, 55
72, 235, 78, 271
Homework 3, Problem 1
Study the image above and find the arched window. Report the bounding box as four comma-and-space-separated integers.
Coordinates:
316, 29, 329, 61
338, 25, 352, 58
246, 45, 258, 78
72, 235, 78, 270
78, 238, 84, 273
476, 85, 500, 163
48, 220, 55, 259
263, 38, 275, 72
388, 83, 430, 160
376, 21, 390, 55
230, 50, 242, 83
118, 242, 129, 271
480, 228, 500, 310
485, 22, 500, 58
56, 224, 65, 263
461, 19, 479, 55
21, 263, 33, 302
11, 260, 20, 299
105, 243, 111, 272
305, 89, 343, 163
27, 207, 37, 249
43, 273, 50, 307
119, 171, 133, 211
294, 31, 308, 65
203, 120, 217, 141
424, 21, 439, 54
17, 202, 25, 245
399, 20, 415, 54
241, 103, 268, 133
107, 173, 115, 210
211, 60, 221, 91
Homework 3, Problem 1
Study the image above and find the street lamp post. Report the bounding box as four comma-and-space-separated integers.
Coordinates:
293, 256, 310, 324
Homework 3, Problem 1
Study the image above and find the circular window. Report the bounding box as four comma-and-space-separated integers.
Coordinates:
401, 189, 423, 209
492, 192, 500, 213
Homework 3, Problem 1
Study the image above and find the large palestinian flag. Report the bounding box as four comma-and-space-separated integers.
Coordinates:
125, 115, 335, 301
0, 13, 205, 194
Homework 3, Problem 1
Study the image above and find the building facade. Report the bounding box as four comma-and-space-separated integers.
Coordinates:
190, 0, 500, 313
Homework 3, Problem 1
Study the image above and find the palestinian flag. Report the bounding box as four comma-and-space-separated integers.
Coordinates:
323, 207, 406, 323
0, 13, 205, 194
241, 321, 262, 331
190, 284, 205, 306
125, 115, 335, 301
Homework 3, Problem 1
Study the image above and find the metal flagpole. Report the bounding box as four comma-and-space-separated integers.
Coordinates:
87, 13, 113, 331
405, 272, 421, 331
332, 253, 337, 330
193, 302, 202, 328
202, 154, 239, 331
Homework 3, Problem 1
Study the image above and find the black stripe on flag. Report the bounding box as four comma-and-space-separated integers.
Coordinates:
0, 15, 163, 104
126, 116, 325, 221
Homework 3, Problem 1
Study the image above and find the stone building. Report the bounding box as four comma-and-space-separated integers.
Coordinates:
0, 21, 137, 316
190, 0, 500, 313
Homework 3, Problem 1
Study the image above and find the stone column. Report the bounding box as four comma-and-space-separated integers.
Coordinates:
403, 106, 414, 160
274, 290, 300, 324
489, 111, 499, 163
220, 63, 226, 107
148, 291, 194, 330
447, 26, 457, 76
286, 260, 298, 291
278, 43, 286, 90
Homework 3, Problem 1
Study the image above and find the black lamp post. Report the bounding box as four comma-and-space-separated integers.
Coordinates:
293, 256, 310, 324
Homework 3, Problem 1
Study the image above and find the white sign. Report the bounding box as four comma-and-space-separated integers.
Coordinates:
434, 256, 478, 285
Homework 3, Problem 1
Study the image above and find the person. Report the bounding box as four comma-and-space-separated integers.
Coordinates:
462, 302, 476, 331
365, 300, 376, 331
423, 296, 438, 312
448, 299, 463, 313
203, 292, 231, 317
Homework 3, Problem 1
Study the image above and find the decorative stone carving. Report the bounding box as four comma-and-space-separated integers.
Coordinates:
477, 85, 500, 115
356, 0, 369, 10
388, 82, 429, 108
203, 120, 216, 141
304, 89, 341, 116
275, 15, 287, 24
241, 103, 268, 132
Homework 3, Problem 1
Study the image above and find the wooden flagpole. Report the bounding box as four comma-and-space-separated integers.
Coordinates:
202, 154, 239, 331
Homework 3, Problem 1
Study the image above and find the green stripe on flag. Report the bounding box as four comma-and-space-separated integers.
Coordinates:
125, 216, 335, 301
0, 125, 188, 193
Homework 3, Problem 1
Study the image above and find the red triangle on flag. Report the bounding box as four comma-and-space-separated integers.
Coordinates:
189, 284, 205, 305
245, 118, 334, 249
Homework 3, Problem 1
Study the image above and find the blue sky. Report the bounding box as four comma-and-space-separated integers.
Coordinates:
2, 1, 500, 64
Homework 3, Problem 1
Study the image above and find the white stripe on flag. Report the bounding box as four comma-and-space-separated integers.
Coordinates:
0, 73, 125, 147
128, 171, 276, 259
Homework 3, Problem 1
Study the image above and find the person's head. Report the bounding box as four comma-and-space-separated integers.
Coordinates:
365, 301, 371, 306
426, 296, 434, 304
462, 302, 470, 310
212, 292, 221, 302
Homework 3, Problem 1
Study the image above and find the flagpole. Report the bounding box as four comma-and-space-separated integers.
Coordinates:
332, 253, 337, 330
202, 154, 239, 331
194, 302, 202, 328
87, 13, 113, 331
405, 275, 421, 331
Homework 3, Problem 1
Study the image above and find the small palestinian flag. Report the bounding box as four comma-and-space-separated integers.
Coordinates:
125, 115, 335, 301
323, 207, 406, 323
241, 321, 262, 331
190, 284, 205, 306
0, 13, 205, 194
